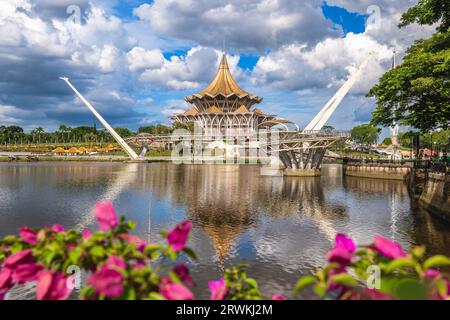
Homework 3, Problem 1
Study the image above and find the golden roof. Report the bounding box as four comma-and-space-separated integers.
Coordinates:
253, 108, 265, 115
185, 54, 262, 102
205, 106, 222, 113
234, 105, 249, 113
184, 107, 199, 115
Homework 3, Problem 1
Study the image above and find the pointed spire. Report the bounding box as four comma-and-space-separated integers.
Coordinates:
219, 54, 229, 70
197, 54, 248, 97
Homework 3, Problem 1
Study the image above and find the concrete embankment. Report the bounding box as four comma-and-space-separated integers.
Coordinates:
343, 163, 411, 180
418, 172, 450, 222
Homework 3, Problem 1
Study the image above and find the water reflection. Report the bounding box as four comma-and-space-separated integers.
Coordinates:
0, 162, 449, 298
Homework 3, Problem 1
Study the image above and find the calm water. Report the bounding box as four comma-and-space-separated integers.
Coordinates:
0, 162, 449, 298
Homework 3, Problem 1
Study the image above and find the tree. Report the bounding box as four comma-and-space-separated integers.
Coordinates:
382, 137, 393, 146
369, 0, 450, 133
114, 127, 135, 138
399, 0, 449, 33
350, 124, 381, 145
369, 33, 450, 132
321, 125, 335, 132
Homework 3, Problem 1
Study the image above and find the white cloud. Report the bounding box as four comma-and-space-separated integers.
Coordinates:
126, 47, 164, 72
137, 46, 243, 90
134, 0, 338, 53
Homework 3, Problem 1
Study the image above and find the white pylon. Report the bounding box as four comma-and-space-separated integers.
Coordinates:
60, 77, 139, 160
303, 52, 375, 132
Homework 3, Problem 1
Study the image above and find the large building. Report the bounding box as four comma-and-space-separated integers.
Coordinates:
171, 54, 291, 135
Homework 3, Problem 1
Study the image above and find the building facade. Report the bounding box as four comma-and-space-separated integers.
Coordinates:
171, 54, 290, 136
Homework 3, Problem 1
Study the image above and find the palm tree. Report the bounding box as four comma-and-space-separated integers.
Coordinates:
31, 127, 45, 144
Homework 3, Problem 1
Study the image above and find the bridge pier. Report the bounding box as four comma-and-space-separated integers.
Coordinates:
284, 168, 321, 177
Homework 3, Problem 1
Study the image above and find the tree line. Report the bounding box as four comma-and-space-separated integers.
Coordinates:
0, 122, 193, 145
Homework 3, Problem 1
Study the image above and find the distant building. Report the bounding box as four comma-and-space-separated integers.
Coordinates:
171, 54, 291, 135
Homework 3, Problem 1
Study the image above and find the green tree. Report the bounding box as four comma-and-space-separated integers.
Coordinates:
350, 124, 381, 145
114, 127, 135, 138
369, 32, 450, 132
382, 137, 393, 145
399, 0, 450, 33
369, 0, 450, 132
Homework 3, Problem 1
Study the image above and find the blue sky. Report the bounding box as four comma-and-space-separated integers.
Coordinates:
0, 0, 434, 134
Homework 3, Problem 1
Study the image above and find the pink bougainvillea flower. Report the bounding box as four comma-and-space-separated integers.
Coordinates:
335, 234, 356, 253
326, 234, 355, 266
424, 269, 441, 280
0, 268, 13, 294
82, 229, 92, 239
160, 281, 194, 300
88, 266, 124, 298
326, 247, 353, 265
363, 288, 392, 300
105, 255, 126, 270
3, 250, 34, 269
208, 279, 227, 300
173, 263, 193, 286
36, 270, 72, 300
12, 263, 42, 283
19, 227, 37, 245
167, 220, 192, 252
271, 294, 286, 300
94, 202, 118, 231
50, 224, 65, 233
373, 235, 407, 259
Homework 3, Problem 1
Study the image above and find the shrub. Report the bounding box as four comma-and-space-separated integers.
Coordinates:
0, 203, 448, 300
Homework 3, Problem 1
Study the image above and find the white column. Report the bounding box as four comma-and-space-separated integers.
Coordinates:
60, 77, 139, 160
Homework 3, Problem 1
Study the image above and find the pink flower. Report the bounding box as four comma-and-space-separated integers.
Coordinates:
335, 234, 356, 253
209, 279, 227, 300
326, 234, 356, 266
167, 220, 192, 251
160, 280, 194, 300
424, 269, 441, 279
105, 255, 126, 270
0, 268, 13, 295
271, 294, 286, 300
50, 224, 65, 233
88, 266, 124, 298
36, 270, 72, 300
173, 263, 193, 286
363, 288, 392, 300
94, 202, 118, 231
19, 227, 37, 245
12, 263, 42, 283
373, 235, 407, 259
82, 229, 92, 239
3, 250, 34, 269
326, 247, 353, 265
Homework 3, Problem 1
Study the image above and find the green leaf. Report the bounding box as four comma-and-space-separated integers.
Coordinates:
245, 278, 259, 290
393, 279, 428, 300
423, 255, 450, 270
182, 247, 197, 260
90, 245, 105, 258
411, 246, 426, 259
147, 292, 165, 300
121, 287, 136, 300
386, 258, 416, 273
294, 276, 317, 294
330, 274, 357, 287
313, 283, 326, 297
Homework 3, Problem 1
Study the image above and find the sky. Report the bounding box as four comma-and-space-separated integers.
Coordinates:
0, 0, 437, 133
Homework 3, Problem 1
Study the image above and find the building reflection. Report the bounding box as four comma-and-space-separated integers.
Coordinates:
135, 164, 348, 261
